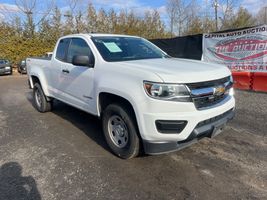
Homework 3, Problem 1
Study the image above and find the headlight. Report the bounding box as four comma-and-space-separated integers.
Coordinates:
144, 81, 191, 102
5, 66, 11, 70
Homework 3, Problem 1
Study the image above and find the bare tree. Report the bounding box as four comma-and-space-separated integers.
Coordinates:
219, 0, 239, 30
166, 0, 192, 36
256, 6, 267, 25
184, 0, 200, 33
15, 0, 54, 38
63, 0, 86, 33
231, 6, 256, 28
86, 3, 97, 33
166, 0, 177, 36
213, 0, 219, 31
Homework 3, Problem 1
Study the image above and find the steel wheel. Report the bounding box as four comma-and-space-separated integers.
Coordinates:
33, 83, 52, 113
102, 103, 140, 159
35, 88, 42, 108
108, 115, 129, 148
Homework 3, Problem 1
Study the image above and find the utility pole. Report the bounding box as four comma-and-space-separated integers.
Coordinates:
25, 11, 34, 38
264, 6, 267, 24
214, 0, 219, 31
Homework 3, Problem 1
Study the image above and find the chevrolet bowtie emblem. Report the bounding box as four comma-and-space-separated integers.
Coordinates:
214, 86, 226, 96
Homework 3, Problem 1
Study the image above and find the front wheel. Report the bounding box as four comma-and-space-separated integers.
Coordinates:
102, 104, 140, 159
33, 83, 52, 113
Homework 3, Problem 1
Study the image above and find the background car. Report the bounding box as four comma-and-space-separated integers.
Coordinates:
18, 60, 27, 74
45, 52, 53, 58
0, 59, 12, 75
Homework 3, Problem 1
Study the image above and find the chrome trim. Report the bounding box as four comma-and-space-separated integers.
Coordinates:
190, 81, 233, 98
184, 76, 234, 109
224, 81, 233, 89
191, 87, 214, 97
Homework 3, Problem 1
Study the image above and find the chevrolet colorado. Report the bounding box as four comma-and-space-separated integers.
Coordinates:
27, 34, 235, 159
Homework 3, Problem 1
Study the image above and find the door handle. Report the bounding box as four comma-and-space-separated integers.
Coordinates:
62, 69, 69, 74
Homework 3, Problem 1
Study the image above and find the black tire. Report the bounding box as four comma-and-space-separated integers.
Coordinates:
102, 104, 140, 159
33, 83, 52, 113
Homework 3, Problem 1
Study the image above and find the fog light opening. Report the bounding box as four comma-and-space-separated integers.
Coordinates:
156, 120, 188, 134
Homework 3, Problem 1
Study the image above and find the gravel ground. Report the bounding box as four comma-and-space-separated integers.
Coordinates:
0, 75, 266, 200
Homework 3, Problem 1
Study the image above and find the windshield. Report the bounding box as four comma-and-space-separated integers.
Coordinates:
91, 36, 169, 62
0, 60, 7, 64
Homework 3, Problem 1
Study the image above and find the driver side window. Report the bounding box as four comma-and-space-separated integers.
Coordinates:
67, 38, 92, 63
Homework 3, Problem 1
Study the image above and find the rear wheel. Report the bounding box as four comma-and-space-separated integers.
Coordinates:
102, 104, 140, 159
33, 83, 52, 112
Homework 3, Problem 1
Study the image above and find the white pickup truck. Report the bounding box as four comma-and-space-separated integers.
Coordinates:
27, 34, 235, 159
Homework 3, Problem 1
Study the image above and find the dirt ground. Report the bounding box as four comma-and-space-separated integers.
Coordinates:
0, 75, 266, 200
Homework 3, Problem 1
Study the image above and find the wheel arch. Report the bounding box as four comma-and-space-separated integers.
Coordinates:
30, 75, 51, 101
30, 75, 40, 88
98, 92, 144, 154
98, 92, 136, 118
98, 92, 142, 134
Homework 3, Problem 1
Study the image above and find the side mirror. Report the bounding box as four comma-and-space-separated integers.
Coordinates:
72, 55, 94, 67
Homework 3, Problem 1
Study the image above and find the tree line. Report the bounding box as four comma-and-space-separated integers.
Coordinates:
167, 0, 265, 36
0, 0, 265, 63
0, 2, 169, 63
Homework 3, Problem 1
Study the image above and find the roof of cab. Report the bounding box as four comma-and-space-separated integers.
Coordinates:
89, 33, 140, 38
61, 33, 140, 38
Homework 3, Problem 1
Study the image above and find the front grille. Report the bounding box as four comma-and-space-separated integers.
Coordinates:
196, 109, 234, 128
186, 76, 232, 109
187, 76, 231, 90
193, 94, 227, 109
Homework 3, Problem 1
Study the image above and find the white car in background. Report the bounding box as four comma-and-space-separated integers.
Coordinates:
45, 52, 53, 58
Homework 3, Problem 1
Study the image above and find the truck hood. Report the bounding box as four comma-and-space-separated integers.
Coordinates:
121, 58, 231, 83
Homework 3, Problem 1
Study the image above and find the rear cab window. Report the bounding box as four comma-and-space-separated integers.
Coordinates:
56, 38, 71, 61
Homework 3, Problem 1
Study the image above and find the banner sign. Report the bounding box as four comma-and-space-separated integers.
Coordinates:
203, 25, 267, 72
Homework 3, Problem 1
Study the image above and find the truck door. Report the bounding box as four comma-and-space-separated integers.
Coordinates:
58, 37, 96, 114
51, 38, 71, 96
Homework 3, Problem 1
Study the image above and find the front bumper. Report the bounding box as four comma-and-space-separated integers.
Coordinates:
143, 108, 235, 155
18, 66, 27, 73
20, 69, 27, 74
0, 68, 12, 75
136, 94, 235, 141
